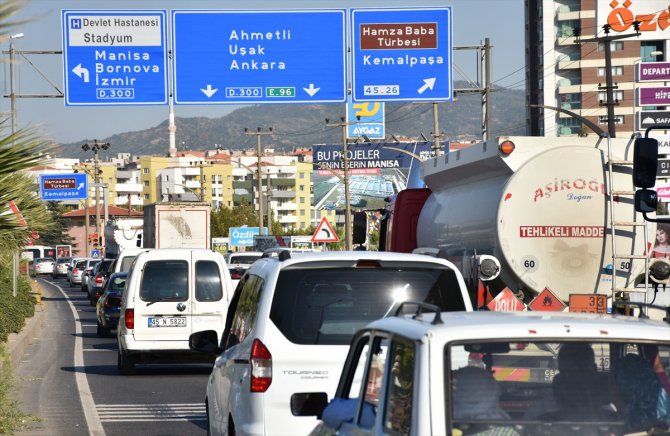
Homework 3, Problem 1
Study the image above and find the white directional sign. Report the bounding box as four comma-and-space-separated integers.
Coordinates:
61, 10, 168, 105
171, 10, 347, 104
350, 7, 453, 102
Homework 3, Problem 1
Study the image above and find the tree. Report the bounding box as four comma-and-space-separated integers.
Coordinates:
0, 123, 53, 262
211, 198, 259, 238
38, 202, 75, 247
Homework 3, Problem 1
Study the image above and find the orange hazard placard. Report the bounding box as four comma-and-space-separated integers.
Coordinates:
487, 287, 526, 312
528, 287, 566, 312
569, 294, 607, 314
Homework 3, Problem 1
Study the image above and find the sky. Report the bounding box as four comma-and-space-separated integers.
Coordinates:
1, 0, 526, 145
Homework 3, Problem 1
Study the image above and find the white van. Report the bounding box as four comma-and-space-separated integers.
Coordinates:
117, 248, 234, 374
109, 247, 152, 275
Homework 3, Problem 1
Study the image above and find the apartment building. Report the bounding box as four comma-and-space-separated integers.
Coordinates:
526, 0, 669, 137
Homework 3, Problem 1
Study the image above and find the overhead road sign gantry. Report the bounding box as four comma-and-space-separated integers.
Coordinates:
61, 10, 168, 106
39, 173, 88, 200
350, 7, 453, 102
171, 9, 347, 105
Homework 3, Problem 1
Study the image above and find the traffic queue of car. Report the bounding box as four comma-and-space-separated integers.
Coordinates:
44, 247, 670, 436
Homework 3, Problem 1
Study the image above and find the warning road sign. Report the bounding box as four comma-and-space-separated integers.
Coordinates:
311, 217, 339, 243
528, 287, 566, 312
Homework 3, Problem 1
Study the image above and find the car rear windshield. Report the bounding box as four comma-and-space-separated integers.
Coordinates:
229, 255, 261, 265
270, 266, 467, 345
447, 340, 670, 435
139, 260, 188, 301
120, 256, 136, 272
57, 258, 72, 264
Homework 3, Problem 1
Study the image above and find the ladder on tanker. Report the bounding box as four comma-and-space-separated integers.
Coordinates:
605, 134, 651, 309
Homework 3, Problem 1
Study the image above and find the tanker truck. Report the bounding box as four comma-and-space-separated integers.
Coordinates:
379, 135, 666, 313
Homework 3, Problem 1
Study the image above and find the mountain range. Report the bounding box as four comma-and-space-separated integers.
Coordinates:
56, 83, 526, 159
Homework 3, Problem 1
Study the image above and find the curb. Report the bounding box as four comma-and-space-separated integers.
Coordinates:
3, 280, 45, 369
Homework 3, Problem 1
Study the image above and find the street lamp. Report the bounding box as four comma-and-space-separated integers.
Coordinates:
9, 32, 24, 138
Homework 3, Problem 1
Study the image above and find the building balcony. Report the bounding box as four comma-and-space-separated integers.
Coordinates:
271, 190, 295, 199
115, 182, 143, 193
276, 202, 297, 211
184, 180, 201, 189
557, 83, 581, 94
272, 178, 295, 187
557, 59, 581, 70
279, 215, 298, 224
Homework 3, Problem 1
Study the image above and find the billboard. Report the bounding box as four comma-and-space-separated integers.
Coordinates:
312, 141, 434, 211
597, 0, 670, 41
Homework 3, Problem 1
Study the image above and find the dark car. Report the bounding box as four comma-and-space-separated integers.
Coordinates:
87, 258, 115, 305
96, 272, 128, 337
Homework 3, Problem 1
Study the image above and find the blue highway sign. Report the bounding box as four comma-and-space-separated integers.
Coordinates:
61, 10, 168, 106
347, 100, 385, 139
172, 10, 346, 104
350, 7, 453, 102
40, 174, 88, 200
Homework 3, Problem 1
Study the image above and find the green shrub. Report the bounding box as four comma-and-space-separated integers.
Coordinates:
0, 267, 35, 343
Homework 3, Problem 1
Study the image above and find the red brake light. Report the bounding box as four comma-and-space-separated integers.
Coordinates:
355, 260, 381, 268
73, 268, 79, 274
250, 338, 272, 393
124, 308, 134, 329
231, 273, 241, 279
95, 275, 104, 284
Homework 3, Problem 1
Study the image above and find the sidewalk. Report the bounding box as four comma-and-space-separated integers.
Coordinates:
3, 279, 45, 369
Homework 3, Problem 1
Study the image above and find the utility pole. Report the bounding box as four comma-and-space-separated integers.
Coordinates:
82, 140, 110, 256
9, 33, 23, 298
244, 127, 273, 234
576, 23, 640, 138
326, 117, 353, 250
481, 38, 492, 141
266, 170, 272, 236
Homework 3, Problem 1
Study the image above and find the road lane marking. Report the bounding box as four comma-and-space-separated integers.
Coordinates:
48, 280, 105, 436
96, 403, 206, 422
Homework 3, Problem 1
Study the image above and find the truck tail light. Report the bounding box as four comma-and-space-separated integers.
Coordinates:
499, 140, 515, 156
124, 308, 134, 329
250, 338, 272, 393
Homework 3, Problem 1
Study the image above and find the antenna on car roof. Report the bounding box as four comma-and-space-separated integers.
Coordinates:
261, 248, 291, 261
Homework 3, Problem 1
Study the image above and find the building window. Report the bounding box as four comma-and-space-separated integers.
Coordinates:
300, 185, 304, 191
299, 172, 305, 179
144, 194, 149, 200
598, 90, 624, 103
166, 175, 169, 181
143, 168, 149, 174
598, 41, 623, 52
597, 66, 623, 76
598, 115, 624, 125
144, 181, 149, 187
300, 197, 305, 204
300, 210, 305, 216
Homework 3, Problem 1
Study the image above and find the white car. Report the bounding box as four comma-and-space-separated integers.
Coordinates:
52, 257, 73, 279
304, 306, 670, 435
224, 251, 263, 288
117, 248, 234, 374
31, 257, 55, 275
189, 250, 472, 435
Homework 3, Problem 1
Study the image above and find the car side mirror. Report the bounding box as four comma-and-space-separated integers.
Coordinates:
290, 392, 328, 417
189, 330, 221, 354
635, 189, 658, 213
633, 137, 659, 188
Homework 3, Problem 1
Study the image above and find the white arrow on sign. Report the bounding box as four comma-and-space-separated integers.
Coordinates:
72, 64, 89, 83
417, 78, 436, 95
303, 83, 320, 97
200, 84, 218, 98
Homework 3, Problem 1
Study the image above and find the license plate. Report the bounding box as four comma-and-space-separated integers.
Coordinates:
148, 317, 186, 328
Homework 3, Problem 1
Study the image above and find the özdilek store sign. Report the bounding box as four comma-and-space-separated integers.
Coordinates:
229, 227, 267, 247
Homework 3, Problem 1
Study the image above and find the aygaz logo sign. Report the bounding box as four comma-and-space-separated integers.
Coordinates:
346, 100, 385, 139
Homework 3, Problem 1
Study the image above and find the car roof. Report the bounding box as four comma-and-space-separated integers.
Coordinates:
134, 248, 222, 262
363, 310, 670, 343
254, 249, 460, 266
228, 252, 263, 258
118, 248, 152, 257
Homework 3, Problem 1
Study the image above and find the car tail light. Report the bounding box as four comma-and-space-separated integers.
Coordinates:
95, 275, 104, 285
124, 308, 134, 329
231, 272, 241, 279
355, 260, 381, 268
250, 338, 272, 393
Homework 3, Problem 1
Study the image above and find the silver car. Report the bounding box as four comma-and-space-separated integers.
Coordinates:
52, 257, 73, 279
70, 258, 100, 288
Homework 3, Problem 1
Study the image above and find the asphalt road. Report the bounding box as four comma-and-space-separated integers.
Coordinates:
15, 276, 211, 436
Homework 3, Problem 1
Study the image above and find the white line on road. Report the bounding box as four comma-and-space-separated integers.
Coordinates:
96, 403, 206, 422
49, 280, 105, 435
